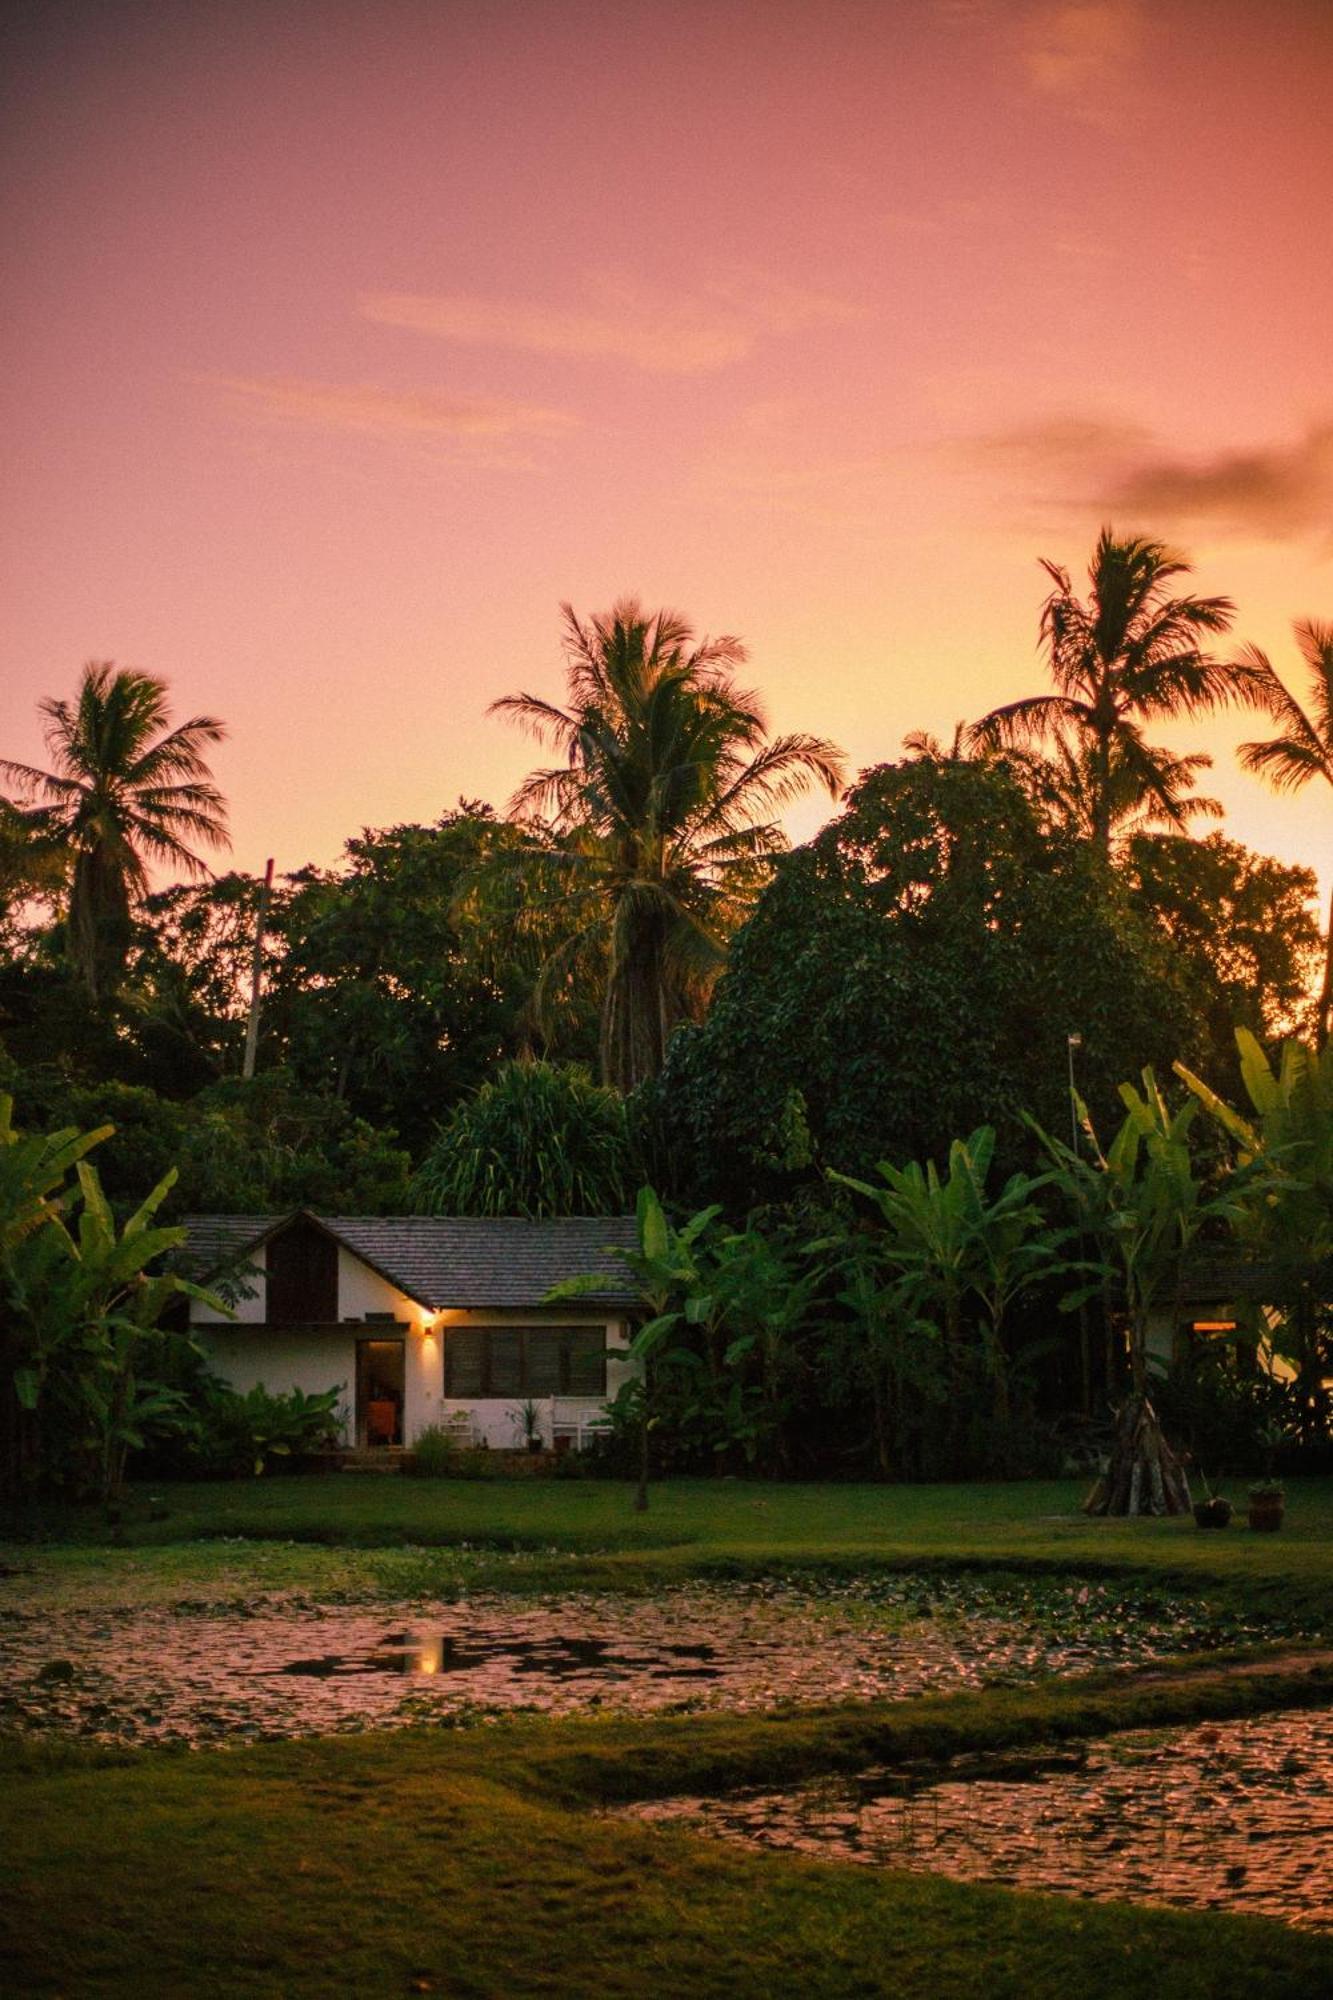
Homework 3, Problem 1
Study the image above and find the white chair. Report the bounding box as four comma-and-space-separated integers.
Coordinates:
551, 1400, 612, 1451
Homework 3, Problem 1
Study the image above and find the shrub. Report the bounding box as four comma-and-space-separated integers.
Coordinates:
410, 1424, 461, 1477
187, 1381, 345, 1477
412, 1061, 633, 1217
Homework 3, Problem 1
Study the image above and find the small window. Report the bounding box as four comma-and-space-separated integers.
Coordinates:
444, 1325, 608, 1398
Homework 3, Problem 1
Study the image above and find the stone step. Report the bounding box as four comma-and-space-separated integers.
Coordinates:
335, 1449, 407, 1474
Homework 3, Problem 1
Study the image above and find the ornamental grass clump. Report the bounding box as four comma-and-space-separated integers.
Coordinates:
411, 1061, 633, 1218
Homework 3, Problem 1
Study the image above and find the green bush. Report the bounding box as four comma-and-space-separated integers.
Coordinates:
412, 1061, 632, 1217
187, 1382, 345, 1478
409, 1424, 461, 1477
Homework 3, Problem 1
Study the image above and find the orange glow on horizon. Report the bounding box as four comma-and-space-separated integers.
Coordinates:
1, 2, 1328, 905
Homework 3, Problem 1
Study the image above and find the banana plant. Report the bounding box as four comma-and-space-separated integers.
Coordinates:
831, 1127, 1059, 1462
4, 1102, 227, 1499
705, 1225, 821, 1476
1175, 1029, 1333, 1253
813, 1234, 946, 1480
545, 1184, 721, 1509
1, 1093, 112, 1295
1028, 1072, 1248, 1514
1, 1096, 113, 1494
1034, 1073, 1246, 1396
1175, 1029, 1333, 1435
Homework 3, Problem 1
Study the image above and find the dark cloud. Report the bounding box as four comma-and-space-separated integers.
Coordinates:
964, 416, 1333, 542
1108, 423, 1333, 539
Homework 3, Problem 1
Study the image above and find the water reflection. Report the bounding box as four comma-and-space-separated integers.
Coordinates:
275, 1629, 721, 1681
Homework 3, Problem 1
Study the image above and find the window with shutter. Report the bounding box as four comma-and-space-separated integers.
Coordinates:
441, 1325, 609, 1398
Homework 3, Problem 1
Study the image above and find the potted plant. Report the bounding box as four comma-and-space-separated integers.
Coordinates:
511, 1399, 545, 1454
1248, 1478, 1285, 1532
1193, 1472, 1232, 1530
1249, 1419, 1287, 1531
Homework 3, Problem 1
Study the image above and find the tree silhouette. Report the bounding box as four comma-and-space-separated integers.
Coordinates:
492, 599, 843, 1092
1237, 618, 1333, 1047
3, 663, 228, 1002
969, 528, 1263, 856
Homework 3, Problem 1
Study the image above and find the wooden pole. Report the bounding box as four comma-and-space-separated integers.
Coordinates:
241, 858, 274, 1080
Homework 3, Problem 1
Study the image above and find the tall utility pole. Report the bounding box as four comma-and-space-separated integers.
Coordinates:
242, 858, 274, 1081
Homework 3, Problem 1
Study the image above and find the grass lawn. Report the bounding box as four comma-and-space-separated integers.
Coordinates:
8, 1474, 1333, 1622
6, 1691, 1333, 2000
5, 1474, 1333, 1996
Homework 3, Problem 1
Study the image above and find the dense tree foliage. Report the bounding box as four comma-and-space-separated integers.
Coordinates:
645, 758, 1206, 1210
1128, 833, 1321, 1047
1236, 618, 1333, 1047
267, 811, 544, 1148
0, 1066, 412, 1222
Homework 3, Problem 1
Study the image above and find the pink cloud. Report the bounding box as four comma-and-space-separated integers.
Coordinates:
207, 375, 578, 453
360, 271, 863, 377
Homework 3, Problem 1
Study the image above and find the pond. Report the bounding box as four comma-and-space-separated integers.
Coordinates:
0, 1572, 1301, 1747
622, 1707, 1333, 1931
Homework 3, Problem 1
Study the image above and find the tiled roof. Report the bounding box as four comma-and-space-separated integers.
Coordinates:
180, 1212, 642, 1310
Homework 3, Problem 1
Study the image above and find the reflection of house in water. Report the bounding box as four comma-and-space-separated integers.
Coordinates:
181, 1210, 639, 1452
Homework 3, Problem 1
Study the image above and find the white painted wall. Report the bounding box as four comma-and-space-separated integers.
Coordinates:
195, 1326, 357, 1443
337, 1246, 416, 1320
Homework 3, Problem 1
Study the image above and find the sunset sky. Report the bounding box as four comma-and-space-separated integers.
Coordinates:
3, 0, 1330, 899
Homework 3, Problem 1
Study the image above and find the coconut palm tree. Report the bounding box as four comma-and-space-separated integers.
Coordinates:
968, 529, 1263, 857
905, 717, 1222, 848
2, 663, 228, 1002
1237, 618, 1333, 1048
491, 599, 844, 1093
1010, 728, 1223, 847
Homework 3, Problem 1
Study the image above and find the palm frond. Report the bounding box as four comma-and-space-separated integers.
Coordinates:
967, 695, 1088, 752
1235, 636, 1333, 793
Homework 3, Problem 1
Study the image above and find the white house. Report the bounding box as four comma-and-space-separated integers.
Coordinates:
182, 1211, 639, 1451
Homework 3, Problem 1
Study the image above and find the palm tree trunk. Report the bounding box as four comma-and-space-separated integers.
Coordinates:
1318, 880, 1333, 1053
1090, 728, 1114, 859
70, 846, 133, 1005
601, 912, 672, 1093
